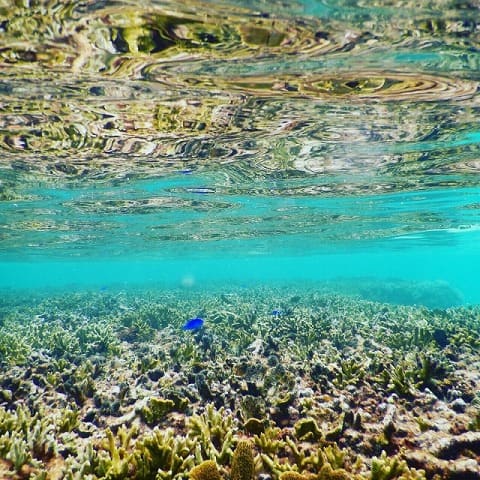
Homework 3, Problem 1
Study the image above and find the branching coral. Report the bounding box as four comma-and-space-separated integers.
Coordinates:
370, 452, 425, 480
286, 439, 347, 473
0, 405, 57, 474
187, 404, 237, 465
133, 427, 195, 480
253, 427, 285, 456
96, 427, 137, 479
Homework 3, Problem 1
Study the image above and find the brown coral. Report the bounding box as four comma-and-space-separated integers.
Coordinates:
231, 440, 255, 480
318, 464, 353, 480
279, 472, 309, 480
190, 460, 222, 480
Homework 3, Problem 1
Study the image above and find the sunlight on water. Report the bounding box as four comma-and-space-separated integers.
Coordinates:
0, 0, 480, 302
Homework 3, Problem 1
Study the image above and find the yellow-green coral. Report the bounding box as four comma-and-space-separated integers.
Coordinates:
279, 472, 309, 480
318, 464, 353, 480
294, 418, 322, 441
133, 427, 195, 480
140, 398, 176, 425
231, 440, 255, 480
285, 437, 347, 473
96, 427, 137, 480
253, 426, 285, 456
370, 452, 425, 480
190, 460, 222, 480
187, 404, 236, 465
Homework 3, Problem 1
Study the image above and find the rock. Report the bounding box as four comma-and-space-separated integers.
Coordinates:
433, 431, 480, 459
405, 450, 480, 479
450, 398, 467, 413
382, 403, 396, 439
298, 387, 314, 398
147, 368, 164, 381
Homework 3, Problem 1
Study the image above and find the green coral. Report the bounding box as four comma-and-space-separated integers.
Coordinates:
0, 405, 57, 475
286, 440, 347, 473
253, 426, 285, 456
384, 363, 418, 398
58, 407, 80, 433
333, 357, 366, 388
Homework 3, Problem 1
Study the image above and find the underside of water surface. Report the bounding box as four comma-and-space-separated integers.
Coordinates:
1, 0, 480, 304
1, 2, 480, 479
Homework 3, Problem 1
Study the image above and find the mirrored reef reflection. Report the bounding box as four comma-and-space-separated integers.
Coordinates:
1, 1, 480, 256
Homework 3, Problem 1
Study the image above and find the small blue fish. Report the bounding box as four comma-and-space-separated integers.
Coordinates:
272, 309, 283, 317
182, 317, 204, 330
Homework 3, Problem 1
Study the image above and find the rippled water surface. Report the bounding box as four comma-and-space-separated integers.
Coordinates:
1, 0, 480, 302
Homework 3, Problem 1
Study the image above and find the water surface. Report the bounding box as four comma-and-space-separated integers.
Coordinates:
1, 0, 480, 304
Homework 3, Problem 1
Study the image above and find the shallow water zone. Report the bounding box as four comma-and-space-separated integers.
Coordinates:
1, 0, 480, 479
1, 0, 480, 301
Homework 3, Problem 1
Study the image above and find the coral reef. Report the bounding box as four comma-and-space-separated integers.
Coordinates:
0, 287, 479, 479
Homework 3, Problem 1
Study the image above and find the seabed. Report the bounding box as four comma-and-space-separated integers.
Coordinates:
1, 286, 479, 479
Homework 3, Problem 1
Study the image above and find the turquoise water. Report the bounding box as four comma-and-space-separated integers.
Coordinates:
1, 0, 480, 306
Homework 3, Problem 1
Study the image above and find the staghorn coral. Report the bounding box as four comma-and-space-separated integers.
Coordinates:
285, 438, 348, 474
0, 405, 57, 475
187, 404, 237, 465
370, 452, 425, 480
253, 427, 285, 456
58, 407, 80, 433
96, 426, 137, 479
133, 427, 195, 480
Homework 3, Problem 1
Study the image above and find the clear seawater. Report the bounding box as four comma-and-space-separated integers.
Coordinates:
1, 0, 480, 306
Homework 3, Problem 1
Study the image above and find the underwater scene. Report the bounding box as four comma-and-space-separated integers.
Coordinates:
1, 0, 480, 479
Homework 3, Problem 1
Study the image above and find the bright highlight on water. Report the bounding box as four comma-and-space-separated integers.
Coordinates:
0, 1, 480, 479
